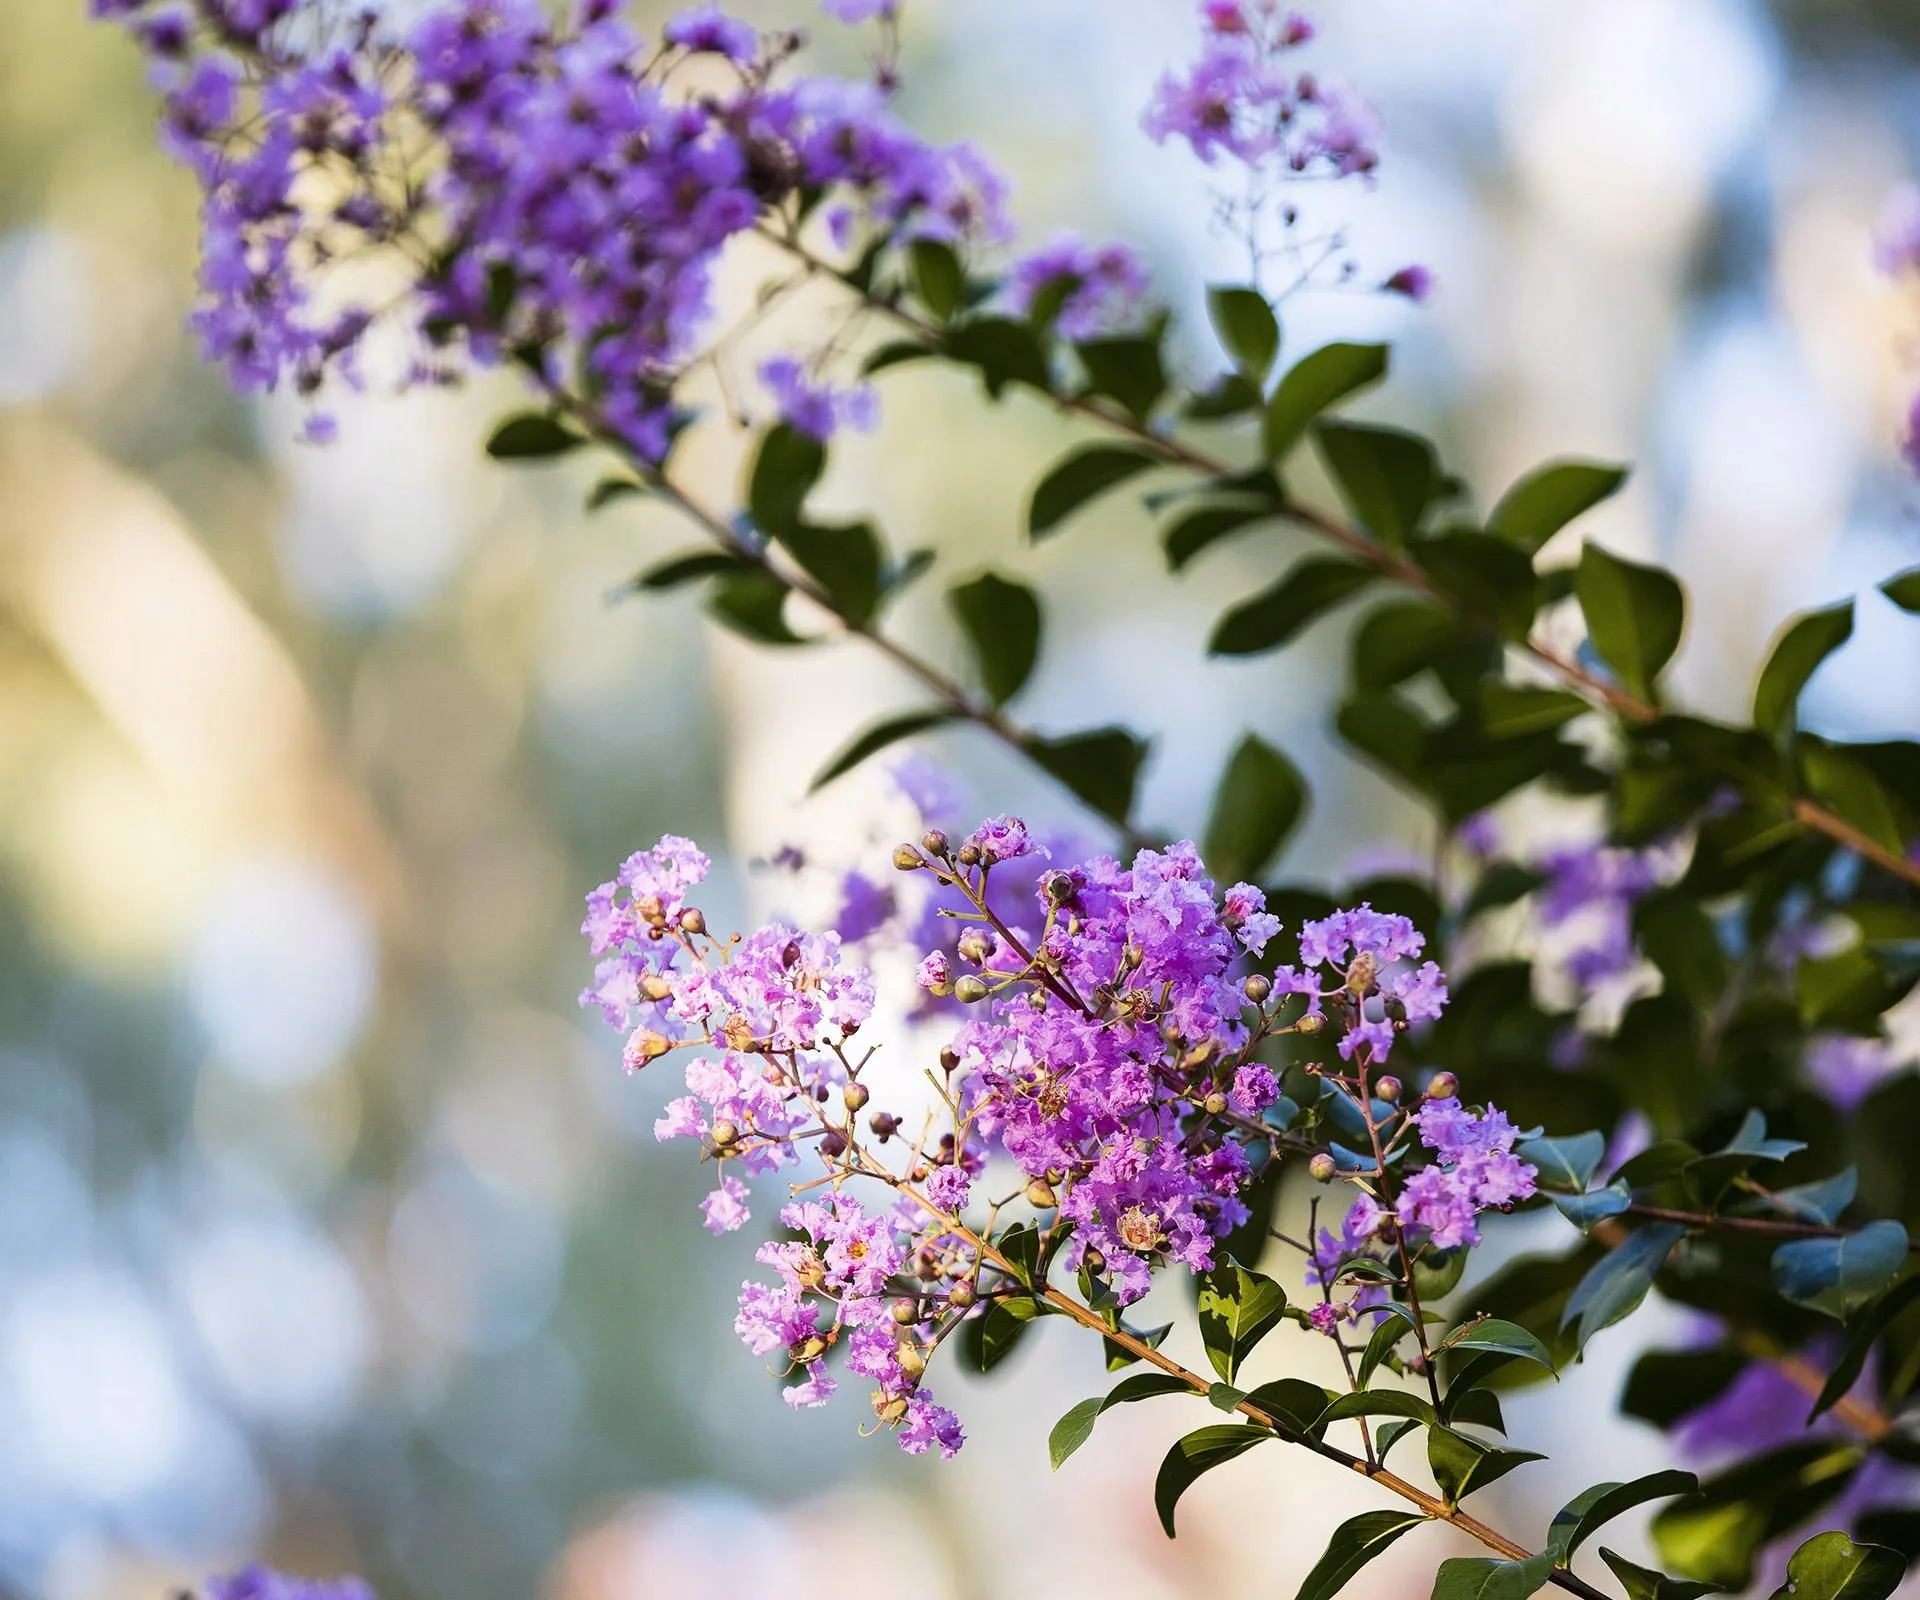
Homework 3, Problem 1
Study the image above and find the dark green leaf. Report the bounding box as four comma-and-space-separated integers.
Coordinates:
1358, 1311, 1410, 1388
863, 340, 936, 376
1811, 1275, 1920, 1422
1546, 1471, 1699, 1562
1653, 1442, 1865, 1588
1766, 1530, 1906, 1600
1562, 1224, 1686, 1350
1197, 1258, 1288, 1382
1516, 1132, 1606, 1195
1164, 498, 1276, 571
1294, 1510, 1430, 1600
1336, 692, 1431, 789
1774, 1222, 1910, 1320
748, 424, 825, 536
1048, 1371, 1194, 1470
1598, 1548, 1727, 1600
908, 239, 966, 322
1205, 733, 1308, 883
810, 710, 956, 792
1209, 557, 1380, 656
1577, 542, 1686, 702
1317, 1389, 1438, 1426
1024, 727, 1149, 826
1770, 1168, 1859, 1229
1413, 533, 1540, 639
1622, 1347, 1747, 1430
1027, 445, 1162, 542
1207, 285, 1280, 381
1186, 371, 1265, 420
780, 519, 883, 623
944, 316, 1052, 397
625, 550, 754, 593
1316, 420, 1438, 546
1442, 1319, 1555, 1373
1754, 602, 1855, 743
486, 412, 587, 460
1263, 341, 1390, 462
1487, 460, 1628, 554
1351, 602, 1477, 689
1242, 1377, 1337, 1439
1799, 743, 1906, 856
708, 570, 808, 646
965, 1295, 1046, 1372
1104, 1318, 1172, 1371
1077, 331, 1169, 422
1478, 683, 1590, 738
1880, 566, 1920, 614
1430, 1553, 1556, 1600
1428, 1428, 1545, 1506
1154, 1424, 1271, 1537
587, 476, 647, 511
1796, 944, 1896, 1032
1554, 1183, 1632, 1231
948, 572, 1042, 706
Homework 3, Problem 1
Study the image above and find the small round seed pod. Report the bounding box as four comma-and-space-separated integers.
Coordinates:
893, 844, 926, 872
1025, 1177, 1058, 1209
891, 1298, 920, 1326
1377, 1076, 1402, 1103
1243, 973, 1272, 1004
955, 842, 983, 868
953, 975, 989, 1004
678, 907, 706, 935
1308, 1152, 1336, 1183
921, 829, 951, 857
1426, 1071, 1459, 1101
843, 1082, 870, 1113
945, 1280, 976, 1309
1203, 1091, 1229, 1116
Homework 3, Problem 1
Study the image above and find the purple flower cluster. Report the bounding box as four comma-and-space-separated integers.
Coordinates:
1142, 0, 1379, 180
1398, 1098, 1536, 1248
97, 0, 1011, 453
760, 356, 879, 443
1003, 233, 1153, 340
203, 1568, 374, 1600
1535, 840, 1664, 992
736, 1194, 965, 1456
1269, 903, 1448, 1063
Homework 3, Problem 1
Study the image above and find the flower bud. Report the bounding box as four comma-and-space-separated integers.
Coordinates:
1296, 1010, 1326, 1034
843, 1082, 870, 1113
893, 844, 926, 872
945, 1279, 976, 1309
792, 1334, 829, 1364
1377, 1076, 1402, 1103
1025, 1177, 1057, 1209
710, 1119, 739, 1149
939, 1047, 960, 1075
872, 1391, 910, 1425
678, 907, 706, 935
1243, 973, 1272, 1004
953, 975, 989, 1004
870, 1110, 899, 1141
624, 1029, 672, 1069
896, 1342, 927, 1380
1425, 1071, 1458, 1101
1308, 1152, 1336, 1182
820, 1131, 848, 1158
955, 842, 983, 867
1203, 1091, 1229, 1116
891, 1298, 920, 1325
921, 829, 950, 857
635, 894, 666, 925
639, 973, 674, 1002
1043, 871, 1075, 904
957, 928, 995, 965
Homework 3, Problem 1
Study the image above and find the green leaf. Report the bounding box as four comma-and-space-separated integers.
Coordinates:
1880, 565, 1920, 613
1204, 733, 1308, 884
1774, 1222, 1910, 1320
780, 519, 883, 623
748, 424, 825, 536
948, 572, 1042, 706
1653, 1442, 1865, 1589
1197, 1258, 1288, 1382
1077, 331, 1169, 422
944, 316, 1052, 397
863, 339, 935, 376
1048, 1371, 1194, 1470
1598, 1548, 1727, 1600
624, 550, 754, 593
1487, 460, 1629, 554
1796, 944, 1896, 1032
1357, 1310, 1411, 1388
1209, 557, 1380, 656
1242, 1377, 1337, 1439
1516, 1131, 1605, 1195
1351, 602, 1477, 689
1430, 1554, 1556, 1600
1315, 421, 1438, 546
1546, 1471, 1699, 1562
1186, 371, 1265, 420
1771, 1168, 1859, 1229
1027, 445, 1162, 541
1164, 498, 1276, 571
708, 570, 809, 646
1442, 1319, 1556, 1373
965, 1295, 1046, 1372
1799, 742, 1907, 856
1622, 1347, 1747, 1430
1477, 683, 1590, 738
809, 710, 956, 792
1207, 285, 1281, 381
1553, 1183, 1632, 1231
1577, 542, 1686, 702
1427, 1427, 1545, 1506
1562, 1224, 1686, 1350
1154, 1424, 1271, 1537
1317, 1388, 1438, 1427
1294, 1510, 1430, 1600
587, 476, 647, 511
1024, 727, 1149, 825
1754, 602, 1855, 743
1766, 1530, 1906, 1600
1263, 341, 1390, 462
1811, 1275, 1920, 1422
908, 239, 966, 322
486, 412, 587, 460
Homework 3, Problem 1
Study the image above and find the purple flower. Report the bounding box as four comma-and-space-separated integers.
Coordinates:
664, 5, 759, 62
834, 869, 896, 942
1222, 882, 1281, 954
760, 355, 880, 443
1806, 1033, 1902, 1114
823, 0, 897, 18
701, 1174, 752, 1234
916, 950, 951, 991
1874, 184, 1920, 278
899, 1393, 964, 1457
967, 814, 1041, 864
925, 1165, 971, 1212
204, 1569, 375, 1600
1902, 391, 1920, 477
1004, 233, 1152, 340
1382, 264, 1433, 302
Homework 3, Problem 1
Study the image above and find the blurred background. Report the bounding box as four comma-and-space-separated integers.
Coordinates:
4, 0, 1920, 1595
